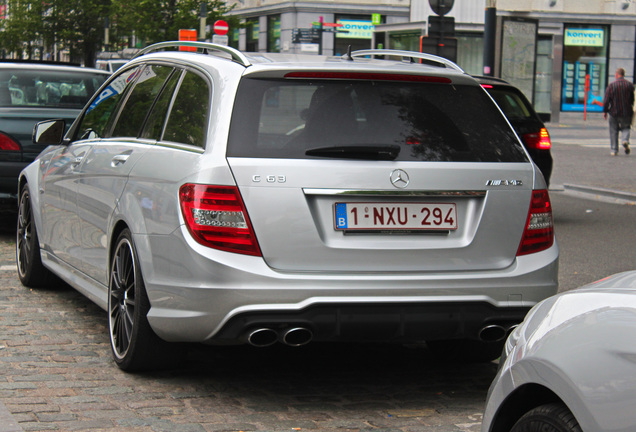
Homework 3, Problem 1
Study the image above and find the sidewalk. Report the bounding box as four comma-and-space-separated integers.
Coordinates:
546, 112, 636, 202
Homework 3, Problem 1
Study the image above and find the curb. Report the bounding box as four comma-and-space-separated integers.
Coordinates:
563, 183, 636, 203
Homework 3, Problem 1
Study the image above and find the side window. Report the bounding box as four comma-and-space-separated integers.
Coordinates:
140, 69, 182, 140
111, 65, 176, 138
163, 70, 210, 148
76, 66, 142, 140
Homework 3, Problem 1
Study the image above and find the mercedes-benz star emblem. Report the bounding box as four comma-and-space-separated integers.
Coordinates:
390, 169, 410, 188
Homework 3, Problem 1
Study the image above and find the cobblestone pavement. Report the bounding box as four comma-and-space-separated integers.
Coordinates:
0, 213, 496, 432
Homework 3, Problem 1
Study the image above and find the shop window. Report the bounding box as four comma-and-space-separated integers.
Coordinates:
562, 25, 608, 112
456, 34, 483, 76
388, 31, 422, 52
246, 18, 259, 52
268, 15, 281, 53
534, 37, 553, 116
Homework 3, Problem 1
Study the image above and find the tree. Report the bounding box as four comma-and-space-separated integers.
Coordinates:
0, 0, 110, 65
0, 0, 240, 65
0, 0, 48, 59
110, 0, 240, 47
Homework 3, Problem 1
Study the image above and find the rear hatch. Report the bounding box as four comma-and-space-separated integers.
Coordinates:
226, 67, 533, 273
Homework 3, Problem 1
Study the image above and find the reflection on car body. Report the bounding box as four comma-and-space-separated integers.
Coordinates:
482, 271, 636, 432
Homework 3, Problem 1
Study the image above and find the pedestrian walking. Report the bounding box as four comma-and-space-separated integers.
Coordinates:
603, 67, 634, 156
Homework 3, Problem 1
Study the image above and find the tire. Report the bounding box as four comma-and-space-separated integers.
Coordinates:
108, 229, 179, 371
16, 183, 51, 288
511, 403, 582, 432
427, 338, 504, 363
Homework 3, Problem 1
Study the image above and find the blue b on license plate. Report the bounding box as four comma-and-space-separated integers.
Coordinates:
334, 202, 457, 231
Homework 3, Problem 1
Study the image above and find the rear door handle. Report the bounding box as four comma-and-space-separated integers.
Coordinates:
111, 154, 130, 167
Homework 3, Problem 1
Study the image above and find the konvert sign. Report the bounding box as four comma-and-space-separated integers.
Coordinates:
336, 20, 374, 39
564, 28, 604, 47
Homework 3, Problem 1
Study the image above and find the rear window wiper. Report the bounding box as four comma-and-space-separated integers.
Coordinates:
305, 145, 401, 161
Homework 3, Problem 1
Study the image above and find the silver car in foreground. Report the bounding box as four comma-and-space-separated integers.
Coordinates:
482, 271, 636, 432
18, 42, 558, 371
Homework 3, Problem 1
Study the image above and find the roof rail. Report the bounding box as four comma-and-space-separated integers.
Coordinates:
134, 41, 252, 67
347, 49, 464, 73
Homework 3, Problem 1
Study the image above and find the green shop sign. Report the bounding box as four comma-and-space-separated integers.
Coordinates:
564, 29, 604, 47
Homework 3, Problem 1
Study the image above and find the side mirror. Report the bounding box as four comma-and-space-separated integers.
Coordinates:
32, 119, 66, 146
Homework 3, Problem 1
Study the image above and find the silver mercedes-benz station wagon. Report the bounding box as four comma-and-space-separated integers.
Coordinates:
18, 42, 558, 371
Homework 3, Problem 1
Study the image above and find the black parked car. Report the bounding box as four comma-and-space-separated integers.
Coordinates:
474, 76, 553, 187
0, 62, 109, 203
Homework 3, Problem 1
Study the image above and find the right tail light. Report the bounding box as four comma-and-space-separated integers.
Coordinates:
517, 189, 554, 256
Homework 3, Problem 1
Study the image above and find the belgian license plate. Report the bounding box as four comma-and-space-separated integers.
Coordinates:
334, 202, 458, 231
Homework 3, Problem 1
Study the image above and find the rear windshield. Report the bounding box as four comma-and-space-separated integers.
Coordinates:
0, 69, 108, 109
227, 78, 528, 162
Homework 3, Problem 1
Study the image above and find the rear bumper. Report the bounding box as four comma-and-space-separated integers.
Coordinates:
210, 301, 530, 345
140, 231, 559, 345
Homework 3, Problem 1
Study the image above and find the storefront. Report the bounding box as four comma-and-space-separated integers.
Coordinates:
561, 25, 609, 112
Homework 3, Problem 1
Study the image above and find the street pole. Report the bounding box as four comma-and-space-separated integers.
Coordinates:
318, 16, 324, 55
199, 3, 207, 41
483, 0, 496, 76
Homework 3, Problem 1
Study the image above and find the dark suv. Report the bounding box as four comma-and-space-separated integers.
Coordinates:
474, 76, 553, 187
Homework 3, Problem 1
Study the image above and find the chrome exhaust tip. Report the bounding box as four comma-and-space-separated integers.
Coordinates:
282, 327, 313, 347
247, 328, 278, 347
478, 324, 507, 342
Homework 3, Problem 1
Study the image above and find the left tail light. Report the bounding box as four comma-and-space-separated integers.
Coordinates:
517, 189, 554, 256
179, 184, 262, 256
523, 127, 552, 150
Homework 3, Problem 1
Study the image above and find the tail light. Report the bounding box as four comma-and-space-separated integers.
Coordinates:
517, 189, 554, 256
0, 132, 21, 151
179, 184, 262, 256
523, 128, 552, 150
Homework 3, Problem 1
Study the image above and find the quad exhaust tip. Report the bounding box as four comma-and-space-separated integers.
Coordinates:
478, 324, 508, 342
479, 323, 518, 342
246, 327, 313, 347
247, 328, 278, 347
282, 327, 313, 347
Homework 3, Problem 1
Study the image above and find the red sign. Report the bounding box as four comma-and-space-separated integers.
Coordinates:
178, 29, 197, 51
214, 20, 229, 36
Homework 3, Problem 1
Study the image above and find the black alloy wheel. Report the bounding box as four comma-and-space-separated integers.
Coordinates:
16, 184, 49, 287
108, 228, 177, 371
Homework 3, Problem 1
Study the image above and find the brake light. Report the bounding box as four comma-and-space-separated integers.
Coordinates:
0, 133, 21, 151
284, 71, 452, 83
523, 128, 552, 150
179, 184, 262, 256
480, 84, 494, 89
517, 189, 554, 256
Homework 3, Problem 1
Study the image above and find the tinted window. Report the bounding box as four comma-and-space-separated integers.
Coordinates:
163, 71, 209, 148
228, 79, 527, 162
140, 69, 182, 140
0, 69, 107, 108
112, 65, 176, 138
77, 66, 142, 140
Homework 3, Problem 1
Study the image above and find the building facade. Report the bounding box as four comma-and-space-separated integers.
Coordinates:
226, 0, 636, 121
